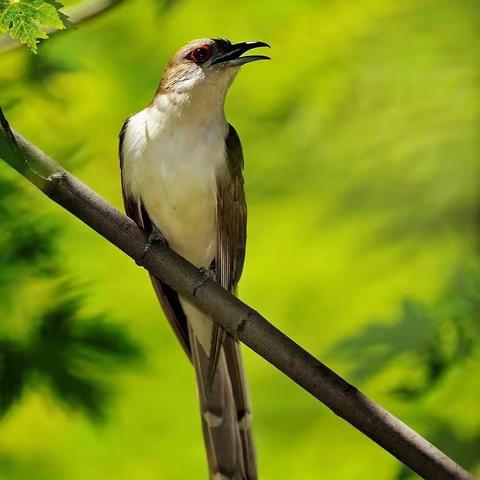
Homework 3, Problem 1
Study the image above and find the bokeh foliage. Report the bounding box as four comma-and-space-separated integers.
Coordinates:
0, 289, 141, 419
0, 0, 479, 479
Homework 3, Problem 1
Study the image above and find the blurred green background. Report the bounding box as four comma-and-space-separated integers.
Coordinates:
1, 0, 479, 478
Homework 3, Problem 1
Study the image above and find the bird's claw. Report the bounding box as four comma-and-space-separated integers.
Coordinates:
145, 225, 167, 250
193, 267, 215, 296
137, 226, 167, 265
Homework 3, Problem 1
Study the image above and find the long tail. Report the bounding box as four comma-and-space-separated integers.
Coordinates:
188, 320, 257, 480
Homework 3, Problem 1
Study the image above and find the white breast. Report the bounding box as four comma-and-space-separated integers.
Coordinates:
122, 105, 228, 269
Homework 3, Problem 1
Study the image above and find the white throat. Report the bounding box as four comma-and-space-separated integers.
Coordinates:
152, 66, 237, 126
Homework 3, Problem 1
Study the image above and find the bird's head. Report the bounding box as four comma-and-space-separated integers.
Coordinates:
157, 38, 270, 101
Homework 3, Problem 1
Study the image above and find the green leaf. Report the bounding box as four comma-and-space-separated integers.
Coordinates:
0, 0, 68, 53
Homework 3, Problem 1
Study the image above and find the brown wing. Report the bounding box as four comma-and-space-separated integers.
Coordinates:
119, 118, 191, 358
216, 124, 247, 291
209, 123, 247, 369
213, 124, 256, 478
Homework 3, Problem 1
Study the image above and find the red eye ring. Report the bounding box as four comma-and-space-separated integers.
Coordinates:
188, 45, 213, 64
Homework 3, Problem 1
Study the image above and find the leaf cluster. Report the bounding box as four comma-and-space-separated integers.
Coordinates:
0, 0, 68, 53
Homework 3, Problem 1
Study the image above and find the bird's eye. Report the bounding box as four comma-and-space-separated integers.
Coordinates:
189, 45, 212, 64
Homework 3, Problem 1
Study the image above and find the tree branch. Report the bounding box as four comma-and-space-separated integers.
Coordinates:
0, 109, 475, 480
0, 0, 125, 55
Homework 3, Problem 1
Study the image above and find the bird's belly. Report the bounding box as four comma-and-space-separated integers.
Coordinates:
138, 156, 218, 269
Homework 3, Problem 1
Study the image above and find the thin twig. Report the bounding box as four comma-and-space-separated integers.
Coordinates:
0, 0, 125, 54
0, 109, 475, 480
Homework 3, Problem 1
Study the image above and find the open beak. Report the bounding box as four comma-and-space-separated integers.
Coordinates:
211, 41, 271, 66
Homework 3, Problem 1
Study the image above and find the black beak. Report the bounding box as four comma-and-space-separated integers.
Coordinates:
211, 41, 271, 66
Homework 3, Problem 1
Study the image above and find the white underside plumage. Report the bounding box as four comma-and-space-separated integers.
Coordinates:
122, 95, 229, 351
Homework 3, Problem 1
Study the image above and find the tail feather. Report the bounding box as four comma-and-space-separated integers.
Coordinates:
189, 327, 256, 480
224, 336, 256, 479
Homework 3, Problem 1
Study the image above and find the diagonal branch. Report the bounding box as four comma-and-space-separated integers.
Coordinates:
0, 108, 475, 480
0, 0, 125, 55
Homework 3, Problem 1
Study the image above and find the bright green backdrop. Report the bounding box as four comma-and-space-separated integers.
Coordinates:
0, 0, 479, 478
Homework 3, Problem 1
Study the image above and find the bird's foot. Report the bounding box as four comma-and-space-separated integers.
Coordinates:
137, 226, 167, 264
193, 267, 215, 296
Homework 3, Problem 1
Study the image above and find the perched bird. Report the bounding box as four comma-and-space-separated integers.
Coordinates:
119, 38, 270, 479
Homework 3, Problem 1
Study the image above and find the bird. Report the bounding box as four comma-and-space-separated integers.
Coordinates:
119, 38, 270, 480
